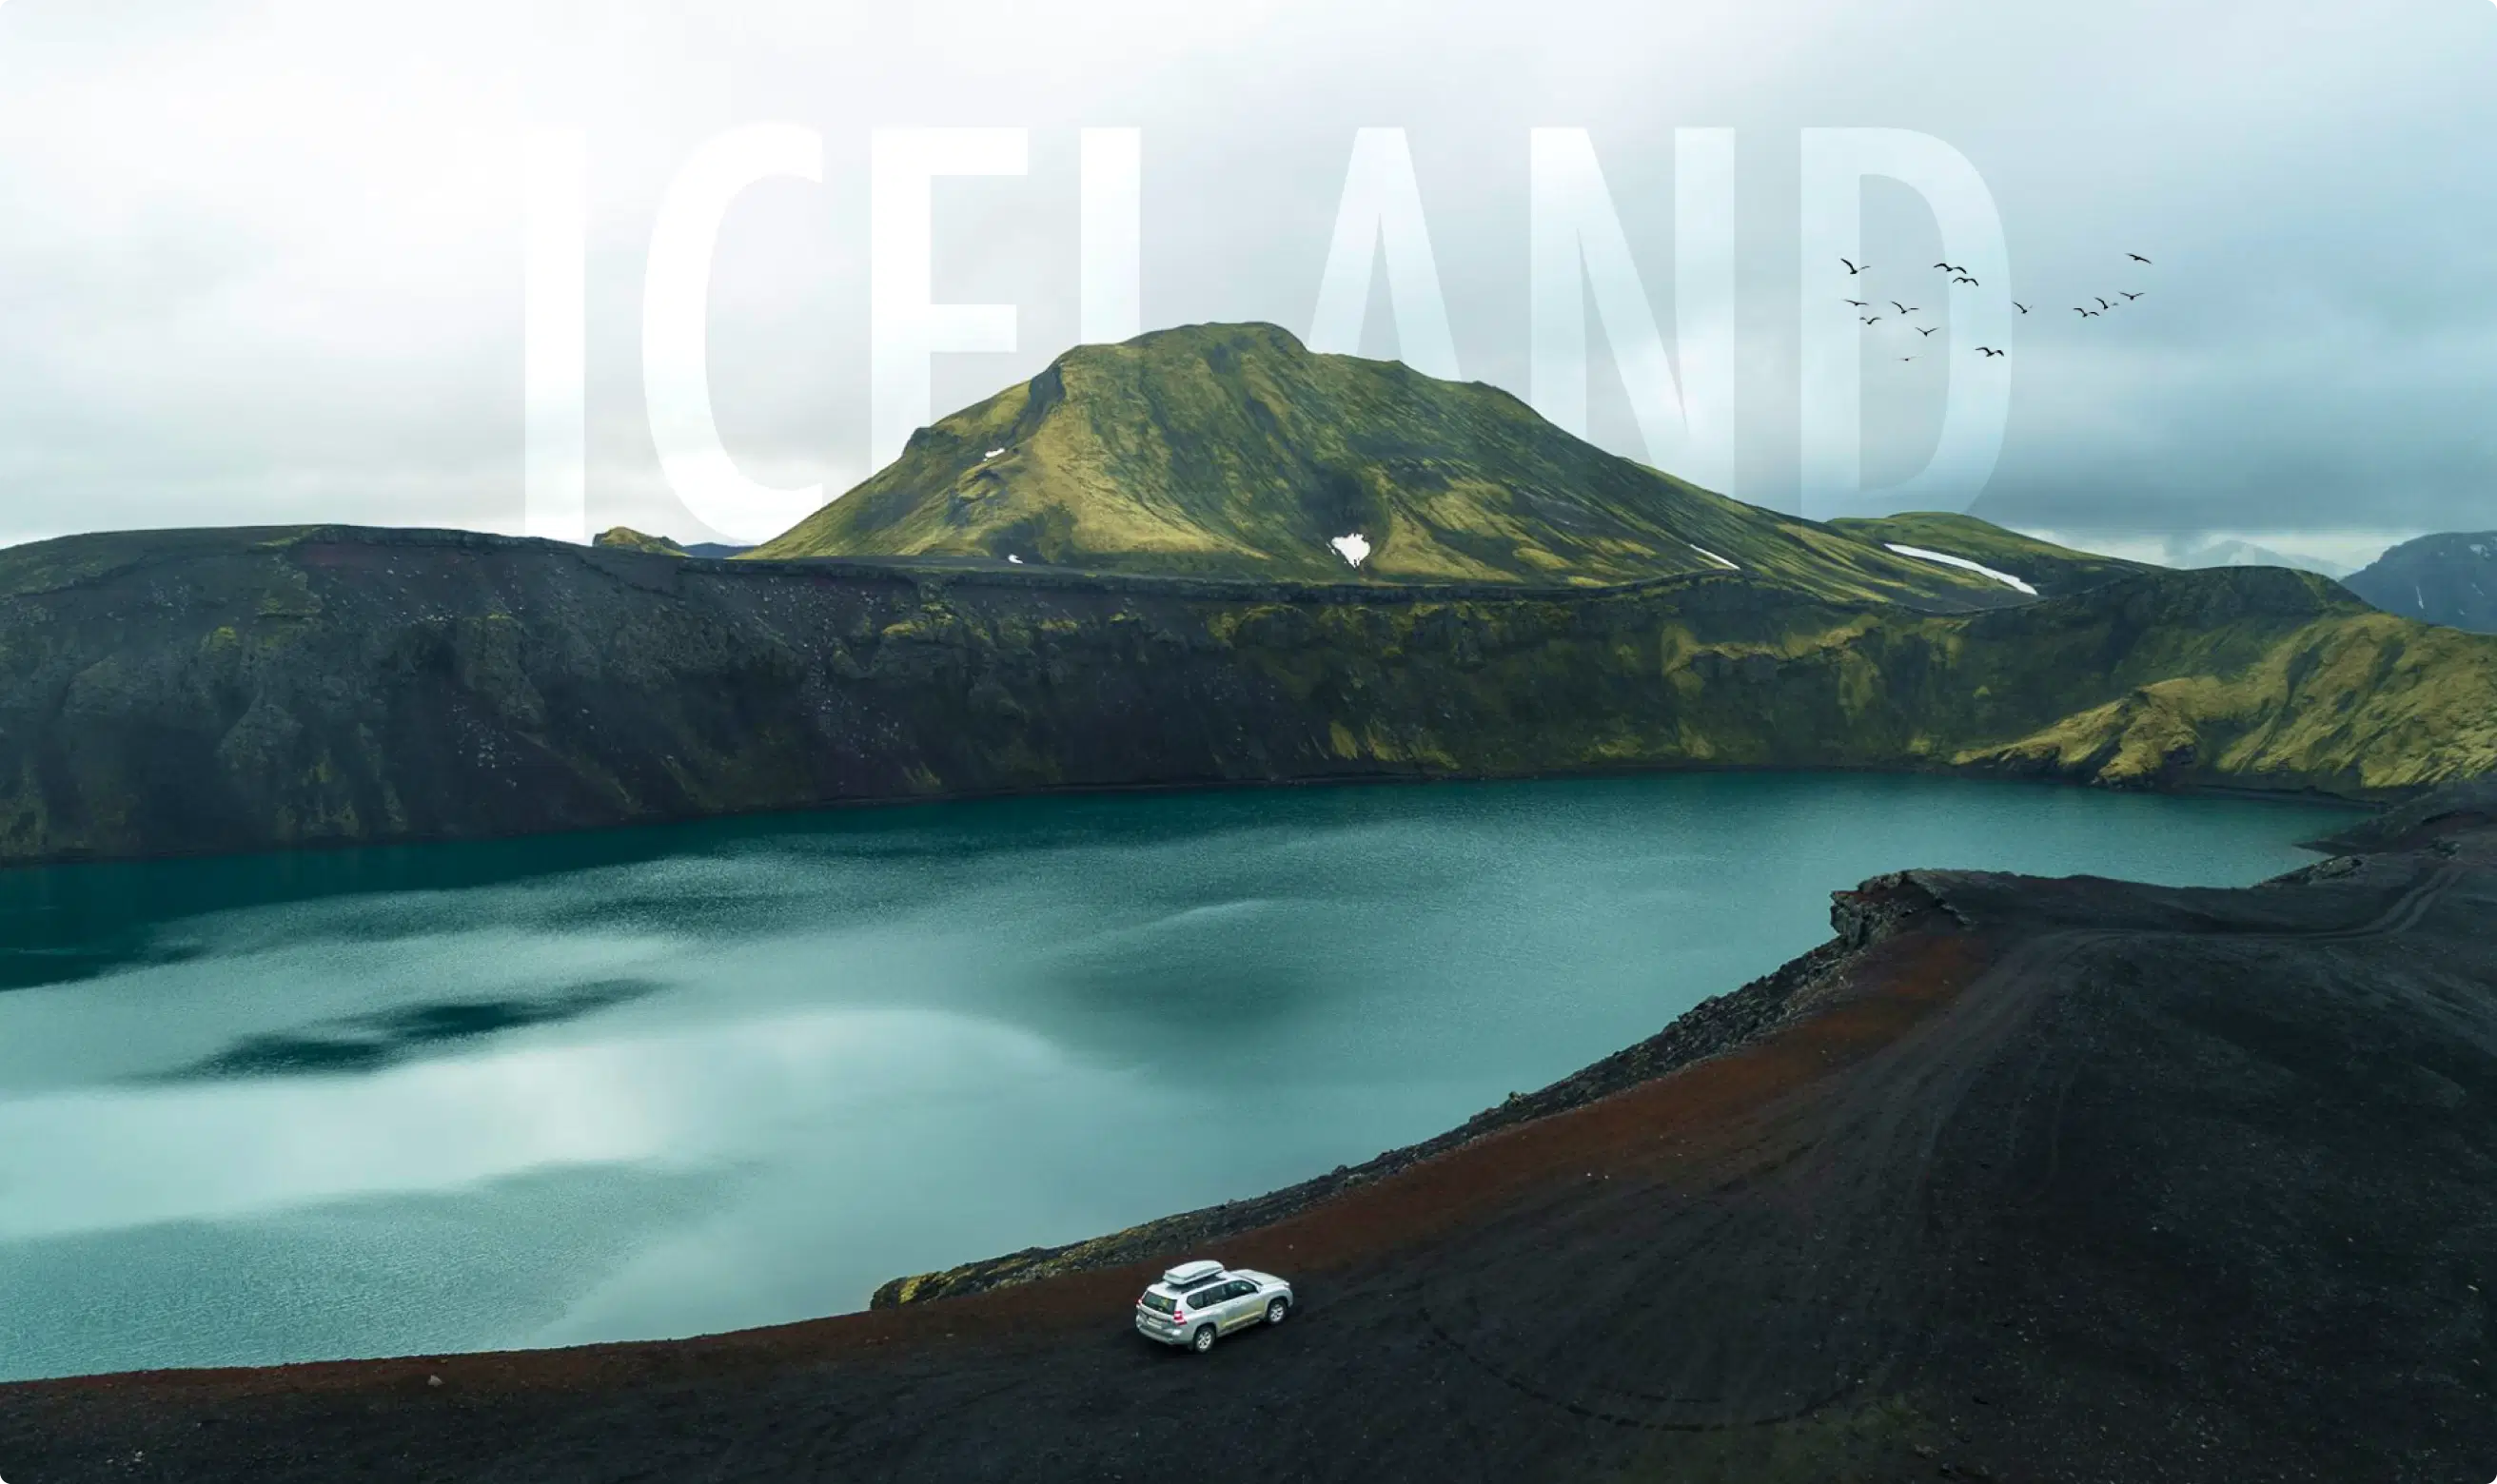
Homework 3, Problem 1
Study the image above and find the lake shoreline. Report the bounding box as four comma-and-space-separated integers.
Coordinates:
0, 770, 2358, 1386
1, 783, 2487, 1482
0, 756, 2385, 875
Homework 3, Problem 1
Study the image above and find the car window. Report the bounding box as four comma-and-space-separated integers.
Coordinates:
1185, 1283, 1227, 1307
1230, 1279, 1257, 1299
1140, 1292, 1175, 1314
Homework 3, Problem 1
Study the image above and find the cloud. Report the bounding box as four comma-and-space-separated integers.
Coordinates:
0, 0, 2489, 550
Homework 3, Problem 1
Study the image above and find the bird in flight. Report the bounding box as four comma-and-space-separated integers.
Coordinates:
1917, 326, 1938, 336
1844, 298, 1869, 306
1934, 262, 1968, 274
1976, 346, 2005, 357
2014, 302, 2031, 314
2073, 306, 2098, 317
1860, 315, 1883, 324
1841, 257, 1869, 274
1898, 356, 1916, 361
1891, 301, 1919, 314
2121, 291, 2145, 301
2095, 297, 2114, 311
1952, 274, 1980, 285
2127, 252, 2153, 264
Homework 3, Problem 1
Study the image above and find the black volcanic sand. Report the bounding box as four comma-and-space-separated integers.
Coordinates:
4, 817, 2493, 1483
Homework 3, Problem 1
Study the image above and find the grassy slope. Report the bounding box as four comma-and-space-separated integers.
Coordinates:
1198, 564, 2497, 797
1825, 512, 2158, 597
1928, 572, 2497, 791
746, 322, 2014, 610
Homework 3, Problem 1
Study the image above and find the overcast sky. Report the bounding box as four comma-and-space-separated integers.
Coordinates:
0, 0, 2492, 563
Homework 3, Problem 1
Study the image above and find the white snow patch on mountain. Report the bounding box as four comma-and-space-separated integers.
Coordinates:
1884, 543, 2039, 596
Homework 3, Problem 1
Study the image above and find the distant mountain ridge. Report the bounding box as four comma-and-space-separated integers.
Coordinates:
594, 528, 751, 559
594, 526, 690, 556
745, 322, 2022, 611
2167, 536, 2354, 581
2342, 531, 2497, 635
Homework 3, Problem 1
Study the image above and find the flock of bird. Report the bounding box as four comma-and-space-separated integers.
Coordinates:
1840, 252, 2154, 361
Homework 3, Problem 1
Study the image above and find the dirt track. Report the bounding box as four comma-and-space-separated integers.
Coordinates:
3, 825, 2493, 1483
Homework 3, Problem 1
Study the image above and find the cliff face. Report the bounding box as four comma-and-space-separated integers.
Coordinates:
0, 523, 2492, 865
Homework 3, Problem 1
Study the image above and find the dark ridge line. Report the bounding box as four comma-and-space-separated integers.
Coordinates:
3, 521, 2065, 614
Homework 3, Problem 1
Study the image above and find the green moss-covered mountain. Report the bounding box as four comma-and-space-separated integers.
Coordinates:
1826, 513, 2158, 598
747, 323, 2019, 610
0, 524, 2488, 865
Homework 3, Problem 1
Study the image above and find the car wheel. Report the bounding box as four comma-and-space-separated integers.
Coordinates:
1265, 1298, 1288, 1326
1190, 1325, 1217, 1354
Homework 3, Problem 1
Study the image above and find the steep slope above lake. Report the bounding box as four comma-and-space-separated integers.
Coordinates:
0, 524, 2489, 865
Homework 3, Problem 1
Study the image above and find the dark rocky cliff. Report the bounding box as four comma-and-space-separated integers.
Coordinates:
0, 523, 2491, 865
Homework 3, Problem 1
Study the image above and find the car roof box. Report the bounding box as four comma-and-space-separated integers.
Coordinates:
1161, 1259, 1225, 1287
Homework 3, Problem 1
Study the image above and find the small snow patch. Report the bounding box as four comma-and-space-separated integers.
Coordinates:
1687, 543, 1740, 571
1330, 533, 1371, 568
1006, 555, 1023, 564
1884, 543, 2038, 596
983, 447, 1007, 459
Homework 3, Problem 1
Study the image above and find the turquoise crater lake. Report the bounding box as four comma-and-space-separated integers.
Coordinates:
0, 773, 2357, 1382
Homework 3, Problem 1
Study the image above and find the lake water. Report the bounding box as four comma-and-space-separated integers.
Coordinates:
0, 773, 2357, 1382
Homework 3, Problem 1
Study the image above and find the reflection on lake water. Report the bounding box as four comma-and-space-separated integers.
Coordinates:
0, 772, 2354, 1381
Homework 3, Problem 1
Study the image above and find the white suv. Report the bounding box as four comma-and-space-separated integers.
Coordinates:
1133, 1259, 1293, 1353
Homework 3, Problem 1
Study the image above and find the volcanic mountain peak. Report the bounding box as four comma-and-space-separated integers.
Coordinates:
746, 322, 2017, 609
